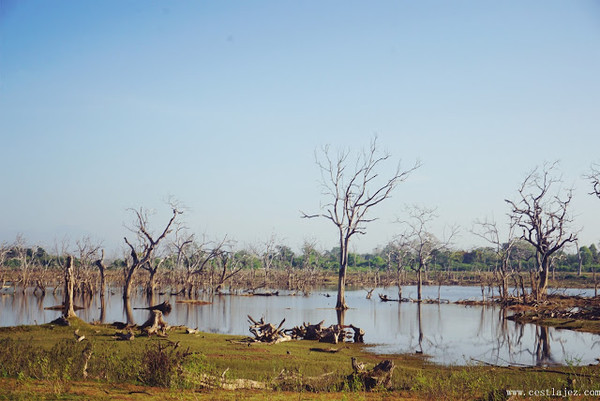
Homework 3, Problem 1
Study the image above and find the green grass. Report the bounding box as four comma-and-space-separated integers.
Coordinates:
1, 318, 600, 400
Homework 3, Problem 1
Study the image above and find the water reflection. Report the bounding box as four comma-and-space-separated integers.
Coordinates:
0, 285, 598, 366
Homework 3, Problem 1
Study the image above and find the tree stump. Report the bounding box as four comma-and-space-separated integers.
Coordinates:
141, 310, 168, 336
349, 325, 365, 343
348, 359, 395, 390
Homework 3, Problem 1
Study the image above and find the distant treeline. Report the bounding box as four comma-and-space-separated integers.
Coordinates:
2, 240, 598, 276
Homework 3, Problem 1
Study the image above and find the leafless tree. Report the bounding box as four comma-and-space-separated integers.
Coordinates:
386, 238, 411, 299
176, 234, 228, 297
94, 249, 108, 322
585, 163, 600, 200
12, 234, 36, 294
399, 206, 457, 302
74, 236, 102, 296
214, 248, 245, 293
260, 234, 278, 287
0, 242, 8, 289
122, 206, 180, 300
505, 162, 577, 300
472, 217, 517, 302
303, 137, 420, 310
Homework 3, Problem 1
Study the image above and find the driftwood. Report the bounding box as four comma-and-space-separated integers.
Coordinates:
348, 358, 395, 390
286, 320, 323, 340
186, 327, 200, 334
73, 329, 85, 342
310, 347, 344, 353
287, 321, 364, 344
349, 325, 365, 343
379, 294, 399, 302
252, 291, 279, 297
141, 310, 169, 337
114, 329, 135, 341
134, 300, 172, 314
319, 324, 346, 344
247, 315, 290, 343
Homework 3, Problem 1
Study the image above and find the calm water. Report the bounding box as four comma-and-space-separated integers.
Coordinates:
1, 285, 598, 366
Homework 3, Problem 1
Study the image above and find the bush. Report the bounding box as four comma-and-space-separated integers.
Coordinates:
138, 342, 195, 387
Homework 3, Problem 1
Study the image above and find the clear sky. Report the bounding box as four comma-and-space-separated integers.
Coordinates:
1, 1, 599, 256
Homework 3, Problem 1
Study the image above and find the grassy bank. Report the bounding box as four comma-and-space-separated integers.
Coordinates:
1, 318, 599, 400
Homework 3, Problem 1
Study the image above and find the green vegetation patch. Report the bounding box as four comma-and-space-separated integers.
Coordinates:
1, 318, 600, 400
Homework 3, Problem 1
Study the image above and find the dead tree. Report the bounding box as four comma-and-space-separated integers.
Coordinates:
505, 162, 577, 300
186, 237, 228, 296
399, 206, 457, 302
122, 207, 180, 300
472, 218, 517, 302
74, 236, 102, 297
260, 235, 277, 287
585, 162, 600, 200
63, 255, 77, 318
12, 235, 36, 294
94, 250, 107, 322
214, 250, 244, 293
302, 136, 420, 310
141, 257, 166, 297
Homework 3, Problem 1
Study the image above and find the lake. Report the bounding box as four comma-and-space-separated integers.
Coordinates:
1, 285, 598, 366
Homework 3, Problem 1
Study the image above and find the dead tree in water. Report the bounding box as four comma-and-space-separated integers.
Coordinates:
186, 237, 228, 296
303, 136, 420, 310
94, 250, 107, 322
472, 218, 517, 302
214, 250, 244, 293
122, 207, 180, 300
74, 237, 102, 297
399, 206, 457, 302
505, 162, 577, 301
63, 255, 77, 318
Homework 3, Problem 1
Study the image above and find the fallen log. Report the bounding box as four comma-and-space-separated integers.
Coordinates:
253, 291, 279, 297
134, 300, 172, 314
379, 294, 399, 302
186, 327, 200, 334
114, 329, 135, 341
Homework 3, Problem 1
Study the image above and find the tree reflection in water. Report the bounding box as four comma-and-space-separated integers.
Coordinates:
3, 286, 599, 366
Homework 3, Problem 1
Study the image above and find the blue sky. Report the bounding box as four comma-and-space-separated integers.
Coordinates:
1, 1, 599, 256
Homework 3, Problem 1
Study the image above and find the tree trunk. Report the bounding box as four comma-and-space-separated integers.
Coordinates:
417, 269, 422, 302
537, 258, 550, 300
96, 252, 106, 322
123, 267, 134, 300
336, 235, 349, 310
63, 256, 76, 318
336, 264, 348, 310
147, 269, 156, 297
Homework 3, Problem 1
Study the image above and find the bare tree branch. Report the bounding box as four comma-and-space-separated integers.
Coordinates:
504, 161, 577, 300
303, 136, 420, 309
